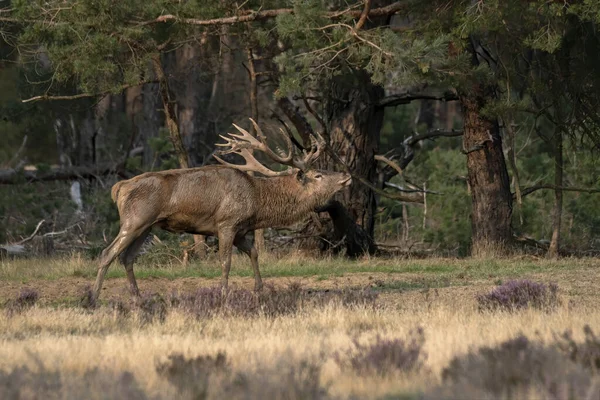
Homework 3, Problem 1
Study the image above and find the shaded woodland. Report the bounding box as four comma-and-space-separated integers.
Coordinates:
0, 0, 599, 258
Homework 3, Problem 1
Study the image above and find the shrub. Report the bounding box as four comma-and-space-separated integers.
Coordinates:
434, 334, 598, 399
477, 280, 560, 312
338, 328, 426, 376
169, 284, 378, 319
0, 364, 148, 400
157, 351, 329, 399
556, 325, 600, 372
5, 288, 39, 316
229, 357, 329, 400
257, 282, 303, 317
157, 352, 228, 399
137, 293, 167, 324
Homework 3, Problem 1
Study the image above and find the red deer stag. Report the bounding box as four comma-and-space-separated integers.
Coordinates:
89, 119, 351, 305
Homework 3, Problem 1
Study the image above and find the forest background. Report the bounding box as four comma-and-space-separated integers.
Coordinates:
0, 0, 599, 259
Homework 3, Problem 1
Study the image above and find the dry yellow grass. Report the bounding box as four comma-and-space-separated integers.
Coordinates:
1, 289, 598, 399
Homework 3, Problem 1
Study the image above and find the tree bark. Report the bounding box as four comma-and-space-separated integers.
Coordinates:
327, 72, 384, 238
547, 130, 563, 258
459, 90, 513, 256
299, 71, 383, 256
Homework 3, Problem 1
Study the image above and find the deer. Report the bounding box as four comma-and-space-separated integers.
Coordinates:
88, 119, 352, 305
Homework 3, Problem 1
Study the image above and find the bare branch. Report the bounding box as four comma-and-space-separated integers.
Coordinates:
325, 143, 423, 203
0, 163, 131, 184
21, 80, 158, 103
385, 182, 441, 194
378, 128, 463, 180
15, 219, 45, 245
519, 185, 600, 199
378, 91, 459, 107
375, 154, 403, 176
301, 96, 327, 135
355, 0, 372, 30
277, 97, 314, 147
3, 135, 27, 169
141, 2, 408, 27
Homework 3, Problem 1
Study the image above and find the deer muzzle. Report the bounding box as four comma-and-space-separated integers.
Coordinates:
338, 175, 352, 186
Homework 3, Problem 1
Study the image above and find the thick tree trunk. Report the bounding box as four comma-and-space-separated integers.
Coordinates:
459, 91, 513, 256
327, 74, 384, 238
300, 72, 383, 256
548, 130, 563, 258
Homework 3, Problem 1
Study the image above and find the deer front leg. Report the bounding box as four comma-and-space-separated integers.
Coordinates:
218, 228, 236, 291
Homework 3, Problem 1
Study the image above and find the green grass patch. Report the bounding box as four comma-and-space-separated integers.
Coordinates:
0, 254, 596, 283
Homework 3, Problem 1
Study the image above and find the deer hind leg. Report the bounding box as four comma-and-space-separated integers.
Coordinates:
217, 228, 236, 291
234, 234, 263, 292
119, 227, 152, 298
91, 225, 150, 305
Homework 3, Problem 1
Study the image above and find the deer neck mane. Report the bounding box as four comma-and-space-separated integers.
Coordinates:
254, 176, 318, 227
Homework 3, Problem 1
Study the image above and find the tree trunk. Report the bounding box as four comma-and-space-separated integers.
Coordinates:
327, 73, 384, 238
300, 71, 382, 256
548, 130, 563, 258
459, 91, 513, 256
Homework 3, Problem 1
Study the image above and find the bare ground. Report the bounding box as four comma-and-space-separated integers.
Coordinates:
2, 265, 599, 309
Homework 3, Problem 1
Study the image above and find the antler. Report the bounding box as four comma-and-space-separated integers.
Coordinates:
214, 118, 327, 176
214, 119, 296, 177
295, 132, 326, 170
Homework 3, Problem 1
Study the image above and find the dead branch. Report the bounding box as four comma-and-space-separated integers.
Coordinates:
15, 219, 46, 245
519, 185, 600, 199
461, 139, 491, 154
21, 80, 158, 103
142, 2, 408, 27
4, 135, 28, 169
325, 144, 423, 203
277, 97, 314, 147
0, 163, 131, 184
378, 128, 463, 180
378, 91, 459, 107
355, 0, 372, 30
375, 154, 403, 176
385, 182, 441, 195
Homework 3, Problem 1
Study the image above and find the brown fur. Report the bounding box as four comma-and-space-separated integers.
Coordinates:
89, 165, 351, 304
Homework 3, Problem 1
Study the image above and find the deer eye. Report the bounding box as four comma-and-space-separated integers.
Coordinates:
314, 174, 323, 179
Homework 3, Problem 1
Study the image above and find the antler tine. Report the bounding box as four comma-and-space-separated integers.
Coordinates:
213, 148, 293, 177
299, 132, 326, 168
248, 118, 294, 165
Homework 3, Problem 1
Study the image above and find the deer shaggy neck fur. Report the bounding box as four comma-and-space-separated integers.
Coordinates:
254, 172, 338, 228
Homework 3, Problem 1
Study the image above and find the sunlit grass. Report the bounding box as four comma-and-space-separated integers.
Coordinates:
1, 251, 597, 283
1, 291, 599, 399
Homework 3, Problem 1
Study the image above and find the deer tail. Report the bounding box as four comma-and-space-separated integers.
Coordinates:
111, 181, 125, 203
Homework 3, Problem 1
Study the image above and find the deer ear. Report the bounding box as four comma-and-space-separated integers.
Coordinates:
295, 169, 306, 183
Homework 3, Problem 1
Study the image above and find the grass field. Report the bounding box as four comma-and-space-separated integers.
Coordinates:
1, 254, 599, 399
